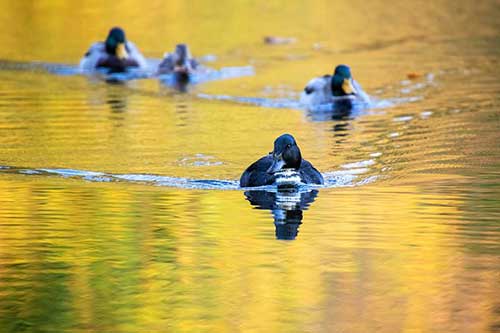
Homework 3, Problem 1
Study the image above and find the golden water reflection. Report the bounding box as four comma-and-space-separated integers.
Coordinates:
0, 176, 499, 332
0, 0, 499, 332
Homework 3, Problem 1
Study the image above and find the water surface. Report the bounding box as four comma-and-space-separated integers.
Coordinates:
0, 1, 499, 332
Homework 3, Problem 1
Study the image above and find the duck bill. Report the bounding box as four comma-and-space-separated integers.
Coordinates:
174, 56, 191, 73
116, 43, 129, 60
267, 154, 286, 173
342, 78, 357, 95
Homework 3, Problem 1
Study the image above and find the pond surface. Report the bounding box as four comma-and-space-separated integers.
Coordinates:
0, 1, 499, 332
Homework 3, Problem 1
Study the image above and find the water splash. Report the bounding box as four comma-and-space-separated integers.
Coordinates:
0, 58, 155, 81
196, 72, 435, 119
197, 93, 304, 109
177, 154, 224, 167
0, 59, 254, 85
0, 59, 81, 76
159, 65, 254, 86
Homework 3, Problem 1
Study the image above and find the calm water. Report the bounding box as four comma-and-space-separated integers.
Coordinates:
1, 1, 500, 332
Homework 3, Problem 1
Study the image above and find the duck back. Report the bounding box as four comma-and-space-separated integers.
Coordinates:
240, 156, 323, 187
240, 155, 276, 187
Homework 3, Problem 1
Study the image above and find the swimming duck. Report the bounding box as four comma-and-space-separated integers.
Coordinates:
300, 65, 368, 106
79, 27, 148, 73
157, 44, 199, 82
240, 134, 324, 187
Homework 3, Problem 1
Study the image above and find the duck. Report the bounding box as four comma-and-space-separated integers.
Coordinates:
79, 27, 148, 73
300, 64, 368, 106
157, 44, 200, 83
240, 134, 324, 187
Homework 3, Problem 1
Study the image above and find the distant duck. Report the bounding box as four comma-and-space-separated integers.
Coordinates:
79, 27, 148, 73
300, 65, 368, 106
240, 134, 324, 187
157, 44, 200, 82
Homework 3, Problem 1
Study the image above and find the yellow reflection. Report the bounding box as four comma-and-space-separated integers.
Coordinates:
0, 177, 498, 332
0, 0, 499, 332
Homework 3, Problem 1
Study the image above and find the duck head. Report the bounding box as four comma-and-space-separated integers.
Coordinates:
173, 44, 192, 72
172, 44, 194, 83
105, 27, 129, 59
267, 134, 302, 173
331, 65, 357, 97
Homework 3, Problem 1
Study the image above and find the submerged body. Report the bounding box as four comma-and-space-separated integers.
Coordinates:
79, 27, 148, 73
240, 134, 323, 187
240, 155, 323, 187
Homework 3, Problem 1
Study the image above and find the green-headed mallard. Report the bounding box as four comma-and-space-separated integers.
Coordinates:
300, 65, 367, 105
79, 27, 147, 73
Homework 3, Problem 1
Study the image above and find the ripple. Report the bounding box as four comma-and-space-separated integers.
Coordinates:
176, 154, 224, 167
341, 159, 376, 169
420, 111, 433, 118
0, 164, 376, 190
0, 59, 254, 85
196, 74, 433, 119
393, 115, 413, 122
159, 65, 254, 86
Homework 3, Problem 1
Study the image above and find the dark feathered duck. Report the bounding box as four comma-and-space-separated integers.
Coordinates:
157, 44, 199, 83
240, 134, 324, 187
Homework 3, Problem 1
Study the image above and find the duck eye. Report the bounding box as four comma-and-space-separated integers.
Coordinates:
286, 144, 291, 148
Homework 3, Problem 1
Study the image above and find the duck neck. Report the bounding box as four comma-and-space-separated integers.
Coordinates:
284, 147, 302, 170
331, 75, 346, 96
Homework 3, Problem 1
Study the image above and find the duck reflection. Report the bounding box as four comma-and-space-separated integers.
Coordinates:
171, 72, 190, 92
332, 99, 355, 119
104, 85, 130, 115
158, 71, 192, 93
244, 189, 318, 240
85, 81, 130, 117
106, 94, 128, 114
305, 98, 368, 122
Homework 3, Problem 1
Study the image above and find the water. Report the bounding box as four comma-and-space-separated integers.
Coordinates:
0, 1, 499, 332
